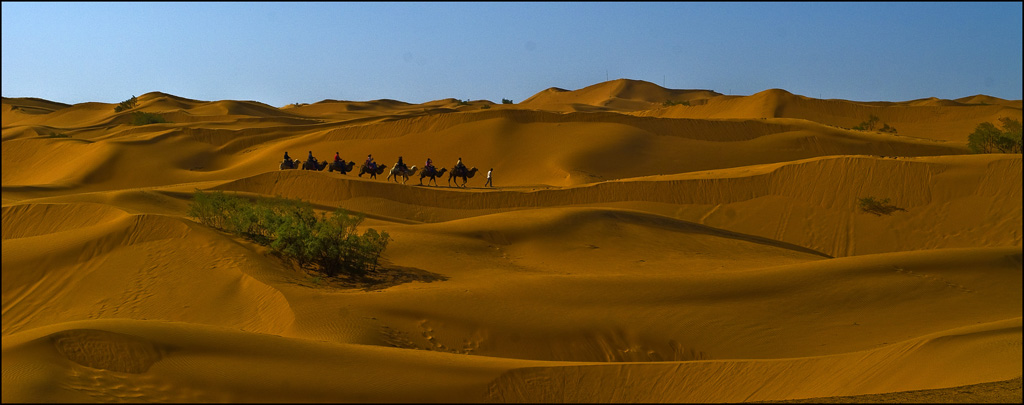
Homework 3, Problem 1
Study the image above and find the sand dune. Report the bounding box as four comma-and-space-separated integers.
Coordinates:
3, 79, 1021, 402
519, 79, 721, 112
636, 88, 1019, 143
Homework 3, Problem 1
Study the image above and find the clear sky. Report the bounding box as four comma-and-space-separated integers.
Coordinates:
3, 2, 1022, 107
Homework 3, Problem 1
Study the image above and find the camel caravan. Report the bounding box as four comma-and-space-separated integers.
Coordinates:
280, 152, 485, 188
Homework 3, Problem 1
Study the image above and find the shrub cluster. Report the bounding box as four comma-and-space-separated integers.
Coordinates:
187, 190, 390, 277
131, 111, 168, 125
114, 95, 138, 112
502, 98, 513, 104
967, 118, 1022, 154
857, 196, 906, 216
852, 115, 897, 134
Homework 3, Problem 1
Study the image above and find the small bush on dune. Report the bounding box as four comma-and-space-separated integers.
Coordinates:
130, 111, 168, 125
114, 95, 138, 112
187, 189, 233, 229
857, 196, 906, 216
502, 98, 513, 104
187, 190, 390, 278
663, 100, 690, 107
852, 114, 897, 135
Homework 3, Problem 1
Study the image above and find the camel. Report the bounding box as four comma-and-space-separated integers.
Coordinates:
448, 166, 478, 187
358, 162, 388, 179
302, 159, 328, 171
328, 159, 356, 174
280, 158, 299, 170
386, 165, 418, 184
419, 167, 447, 186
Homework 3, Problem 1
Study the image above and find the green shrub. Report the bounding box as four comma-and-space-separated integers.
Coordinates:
187, 190, 390, 277
857, 196, 906, 216
968, 118, 1021, 154
663, 100, 690, 107
114, 95, 138, 112
502, 98, 513, 104
851, 115, 899, 135
130, 111, 167, 125
852, 115, 879, 131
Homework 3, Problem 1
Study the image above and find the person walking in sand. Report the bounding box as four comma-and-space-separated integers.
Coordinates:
484, 168, 493, 187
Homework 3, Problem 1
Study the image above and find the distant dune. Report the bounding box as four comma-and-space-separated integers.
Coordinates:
3, 79, 1021, 403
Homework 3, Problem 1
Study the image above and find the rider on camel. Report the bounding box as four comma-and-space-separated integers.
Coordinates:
334, 152, 342, 163
283, 151, 293, 168
455, 157, 466, 175
425, 158, 435, 175
365, 154, 375, 170
396, 156, 407, 173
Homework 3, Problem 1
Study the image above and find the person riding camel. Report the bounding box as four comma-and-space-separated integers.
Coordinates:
283, 151, 293, 168
455, 157, 466, 175
396, 156, 407, 173
365, 154, 375, 171
307, 151, 317, 165
425, 158, 435, 175
334, 152, 342, 163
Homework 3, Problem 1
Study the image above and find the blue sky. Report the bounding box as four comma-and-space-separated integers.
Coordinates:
3, 2, 1021, 107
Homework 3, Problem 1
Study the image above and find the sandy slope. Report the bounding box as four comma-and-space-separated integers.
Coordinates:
2, 79, 1021, 403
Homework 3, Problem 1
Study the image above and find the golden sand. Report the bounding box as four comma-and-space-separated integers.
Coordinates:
3, 79, 1021, 402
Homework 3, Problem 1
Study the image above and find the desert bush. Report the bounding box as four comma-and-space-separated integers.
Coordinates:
481, 104, 491, 109
851, 115, 898, 135
114, 95, 138, 112
857, 196, 906, 216
502, 98, 513, 104
187, 190, 390, 277
187, 189, 232, 229
663, 100, 690, 107
968, 118, 1021, 154
130, 111, 168, 125
852, 115, 880, 131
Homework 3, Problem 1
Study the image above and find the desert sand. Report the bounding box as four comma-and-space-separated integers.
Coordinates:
2, 79, 1021, 403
